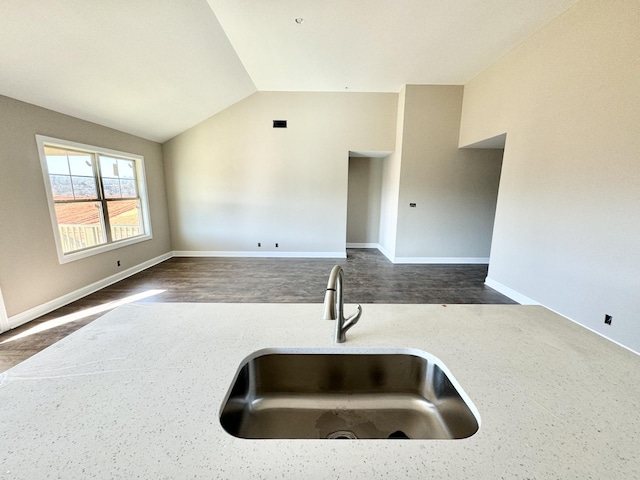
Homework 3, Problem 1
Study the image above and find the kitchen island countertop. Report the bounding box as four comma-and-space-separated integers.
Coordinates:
0, 303, 638, 479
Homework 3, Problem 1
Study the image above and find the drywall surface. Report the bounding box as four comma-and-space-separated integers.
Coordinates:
0, 95, 171, 317
346, 157, 383, 244
163, 92, 397, 254
394, 85, 503, 259
459, 0, 640, 351
378, 87, 405, 259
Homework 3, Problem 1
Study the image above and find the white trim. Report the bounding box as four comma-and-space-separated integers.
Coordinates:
0, 286, 9, 333
171, 249, 489, 265
484, 277, 539, 305
542, 305, 640, 357
173, 250, 347, 259
377, 244, 395, 262
485, 278, 639, 357
34, 135, 153, 264
393, 256, 490, 264
366, 244, 489, 264
7, 252, 172, 331
59, 235, 154, 264
346, 243, 380, 249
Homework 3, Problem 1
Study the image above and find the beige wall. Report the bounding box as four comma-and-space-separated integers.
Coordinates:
347, 157, 383, 244
163, 92, 397, 254
394, 85, 503, 260
459, 0, 640, 351
0, 95, 171, 317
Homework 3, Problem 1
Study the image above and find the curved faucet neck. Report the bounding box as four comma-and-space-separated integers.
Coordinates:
322, 265, 361, 343
322, 265, 343, 321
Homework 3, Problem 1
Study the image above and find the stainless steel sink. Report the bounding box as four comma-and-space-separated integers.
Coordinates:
219, 349, 479, 440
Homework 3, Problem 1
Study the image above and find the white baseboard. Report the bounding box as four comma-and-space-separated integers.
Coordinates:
7, 252, 173, 332
376, 244, 395, 262
484, 277, 539, 305
355, 244, 487, 265
543, 305, 640, 357
485, 278, 639, 356
173, 250, 347, 259
393, 256, 490, 264
172, 246, 484, 265
346, 243, 380, 249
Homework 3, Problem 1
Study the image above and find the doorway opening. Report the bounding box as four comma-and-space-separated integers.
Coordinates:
346, 151, 389, 249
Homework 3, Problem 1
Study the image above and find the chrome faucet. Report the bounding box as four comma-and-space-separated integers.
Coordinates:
322, 265, 362, 343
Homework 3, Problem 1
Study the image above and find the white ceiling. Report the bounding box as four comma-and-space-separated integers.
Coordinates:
0, 0, 580, 143
0, 0, 256, 143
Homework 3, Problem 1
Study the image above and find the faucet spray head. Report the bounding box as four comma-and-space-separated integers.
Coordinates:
322, 288, 337, 320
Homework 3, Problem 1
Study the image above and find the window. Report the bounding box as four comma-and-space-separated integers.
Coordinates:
36, 135, 152, 263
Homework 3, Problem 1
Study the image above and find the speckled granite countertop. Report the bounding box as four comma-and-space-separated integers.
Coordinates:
0, 303, 638, 479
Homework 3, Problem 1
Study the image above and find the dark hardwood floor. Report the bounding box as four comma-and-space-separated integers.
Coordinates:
0, 248, 515, 372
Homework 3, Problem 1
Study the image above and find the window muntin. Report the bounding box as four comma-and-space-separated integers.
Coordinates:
37, 136, 152, 263
99, 155, 138, 199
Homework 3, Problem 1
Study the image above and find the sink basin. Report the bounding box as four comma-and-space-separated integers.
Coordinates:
219, 349, 479, 440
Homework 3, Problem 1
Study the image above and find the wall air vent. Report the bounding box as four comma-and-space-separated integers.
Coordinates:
273, 120, 287, 128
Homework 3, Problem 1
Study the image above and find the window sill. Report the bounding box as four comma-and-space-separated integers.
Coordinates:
57, 233, 153, 264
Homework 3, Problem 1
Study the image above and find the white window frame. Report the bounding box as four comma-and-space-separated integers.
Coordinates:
36, 135, 153, 264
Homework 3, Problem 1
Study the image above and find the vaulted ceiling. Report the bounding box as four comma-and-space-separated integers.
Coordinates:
0, 0, 580, 143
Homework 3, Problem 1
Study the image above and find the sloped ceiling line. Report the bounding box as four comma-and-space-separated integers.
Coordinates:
0, 0, 580, 142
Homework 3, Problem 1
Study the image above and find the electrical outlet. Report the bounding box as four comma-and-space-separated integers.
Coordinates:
604, 314, 612, 325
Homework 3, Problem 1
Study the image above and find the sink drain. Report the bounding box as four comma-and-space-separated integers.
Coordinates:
327, 430, 358, 440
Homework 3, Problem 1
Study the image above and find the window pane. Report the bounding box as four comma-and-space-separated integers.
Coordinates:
44, 146, 69, 157
118, 159, 136, 179
54, 202, 106, 253
68, 152, 94, 176
120, 179, 137, 198
39, 137, 150, 261
46, 154, 70, 175
107, 199, 143, 240
99, 156, 119, 178
71, 176, 98, 199
103, 178, 122, 198
49, 175, 74, 200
